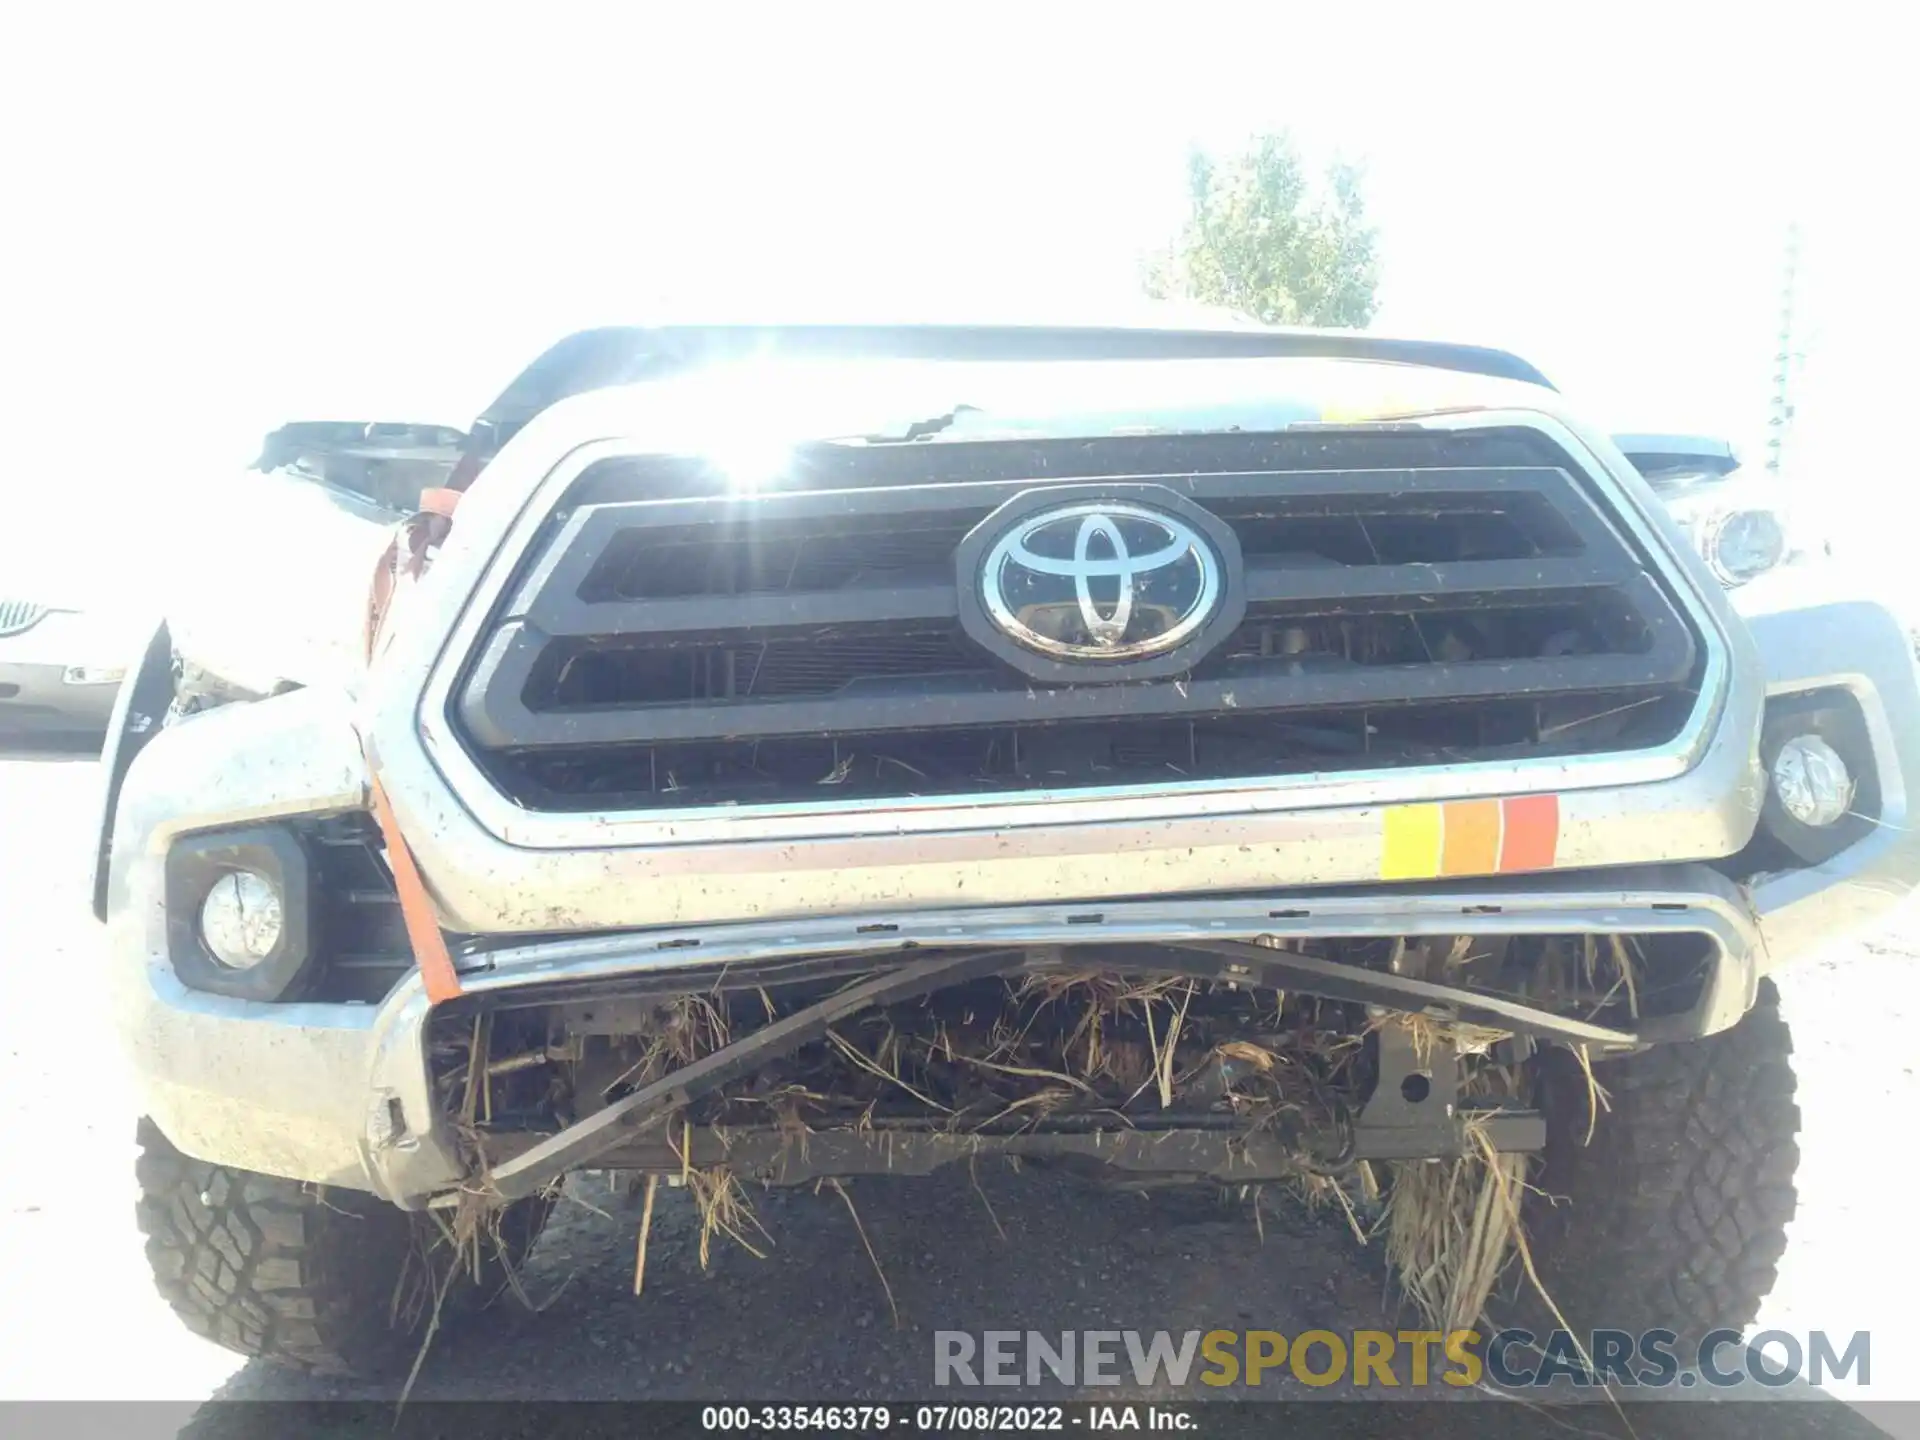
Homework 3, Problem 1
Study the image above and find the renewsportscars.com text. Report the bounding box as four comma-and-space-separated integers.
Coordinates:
933, 1328, 1871, 1389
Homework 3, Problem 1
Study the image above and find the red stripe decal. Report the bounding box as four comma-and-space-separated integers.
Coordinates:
1498, 794, 1559, 872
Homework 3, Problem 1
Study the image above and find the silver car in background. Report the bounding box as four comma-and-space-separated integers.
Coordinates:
0, 593, 135, 749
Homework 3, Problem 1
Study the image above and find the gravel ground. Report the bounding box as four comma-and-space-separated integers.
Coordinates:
1, 754, 1914, 1438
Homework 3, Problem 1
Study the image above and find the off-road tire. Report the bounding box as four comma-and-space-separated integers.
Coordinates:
134, 1117, 547, 1376
1521, 978, 1800, 1355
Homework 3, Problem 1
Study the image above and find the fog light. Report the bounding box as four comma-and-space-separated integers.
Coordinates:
1770, 735, 1854, 829
200, 871, 285, 969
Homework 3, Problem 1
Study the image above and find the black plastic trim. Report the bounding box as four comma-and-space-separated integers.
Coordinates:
90, 620, 175, 923
1756, 689, 1880, 867
463, 632, 1690, 748
164, 827, 316, 1003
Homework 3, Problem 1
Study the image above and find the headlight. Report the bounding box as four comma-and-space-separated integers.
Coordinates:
1655, 471, 1805, 589
1699, 507, 1788, 587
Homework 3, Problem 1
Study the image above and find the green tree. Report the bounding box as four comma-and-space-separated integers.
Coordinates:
1145, 133, 1380, 329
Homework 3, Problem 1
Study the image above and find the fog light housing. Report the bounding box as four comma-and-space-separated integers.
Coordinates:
1770, 735, 1853, 830
199, 871, 285, 969
166, 827, 315, 1001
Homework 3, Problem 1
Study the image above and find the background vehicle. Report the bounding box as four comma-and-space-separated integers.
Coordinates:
0, 592, 135, 751
97, 324, 1918, 1378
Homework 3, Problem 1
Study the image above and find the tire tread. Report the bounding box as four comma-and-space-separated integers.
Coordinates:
1523, 979, 1800, 1349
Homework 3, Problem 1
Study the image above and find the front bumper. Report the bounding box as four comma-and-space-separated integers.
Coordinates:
105, 593, 1920, 1202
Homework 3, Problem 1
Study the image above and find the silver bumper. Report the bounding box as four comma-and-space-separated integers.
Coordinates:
105, 593, 1920, 1202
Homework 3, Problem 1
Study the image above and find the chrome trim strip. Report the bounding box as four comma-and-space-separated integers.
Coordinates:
402, 405, 1733, 851
449, 867, 1760, 995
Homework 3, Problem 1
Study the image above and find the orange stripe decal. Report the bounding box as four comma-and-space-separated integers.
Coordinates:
1498, 794, 1560, 872
1441, 799, 1502, 876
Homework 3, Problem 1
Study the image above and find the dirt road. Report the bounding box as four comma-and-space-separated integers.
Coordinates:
1, 755, 1912, 1436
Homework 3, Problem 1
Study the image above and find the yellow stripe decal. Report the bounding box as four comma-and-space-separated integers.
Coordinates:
1381, 803, 1445, 880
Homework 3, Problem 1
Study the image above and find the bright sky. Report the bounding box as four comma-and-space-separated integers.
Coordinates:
2, 4, 1910, 599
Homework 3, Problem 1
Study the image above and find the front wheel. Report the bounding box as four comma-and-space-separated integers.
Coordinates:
134, 1118, 547, 1376
1520, 979, 1801, 1354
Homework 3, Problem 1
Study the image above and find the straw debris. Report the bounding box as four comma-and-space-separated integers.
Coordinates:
682, 1164, 773, 1269
1381, 1080, 1533, 1334
419, 931, 1647, 1338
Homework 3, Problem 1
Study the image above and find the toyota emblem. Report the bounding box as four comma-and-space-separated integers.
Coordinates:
979, 500, 1224, 661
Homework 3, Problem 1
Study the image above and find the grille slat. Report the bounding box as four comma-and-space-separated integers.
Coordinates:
475, 644, 1686, 747
529, 582, 961, 639
308, 832, 413, 1003
458, 438, 1703, 812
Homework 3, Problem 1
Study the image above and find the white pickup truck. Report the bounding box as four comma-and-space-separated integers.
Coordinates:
93, 323, 1917, 1377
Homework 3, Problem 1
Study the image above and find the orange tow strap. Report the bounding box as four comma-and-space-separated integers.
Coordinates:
365, 766, 464, 1003
364, 487, 464, 665
361, 486, 470, 1004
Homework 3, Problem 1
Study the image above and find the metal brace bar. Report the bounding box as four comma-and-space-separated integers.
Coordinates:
478, 948, 1019, 1201
481, 1113, 1545, 1184
1165, 939, 1637, 1048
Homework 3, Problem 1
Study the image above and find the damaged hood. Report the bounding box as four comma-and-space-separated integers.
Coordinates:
491, 351, 1554, 476
250, 311, 1554, 447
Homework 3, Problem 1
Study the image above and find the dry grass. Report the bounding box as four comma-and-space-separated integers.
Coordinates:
1382, 1123, 1531, 1335
421, 940, 1645, 1350
1374, 1028, 1535, 1336
632, 1173, 660, 1295
682, 1164, 773, 1269
606, 993, 731, 1095
1375, 1037, 1616, 1357
1014, 971, 1191, 1087
1368, 931, 1646, 1336
826, 1177, 901, 1328
1525, 935, 1644, 1023
1372, 1009, 1511, 1067
1287, 1172, 1371, 1248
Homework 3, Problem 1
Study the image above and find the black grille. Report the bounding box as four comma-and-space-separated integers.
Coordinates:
581, 493, 1562, 603
457, 432, 1703, 811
